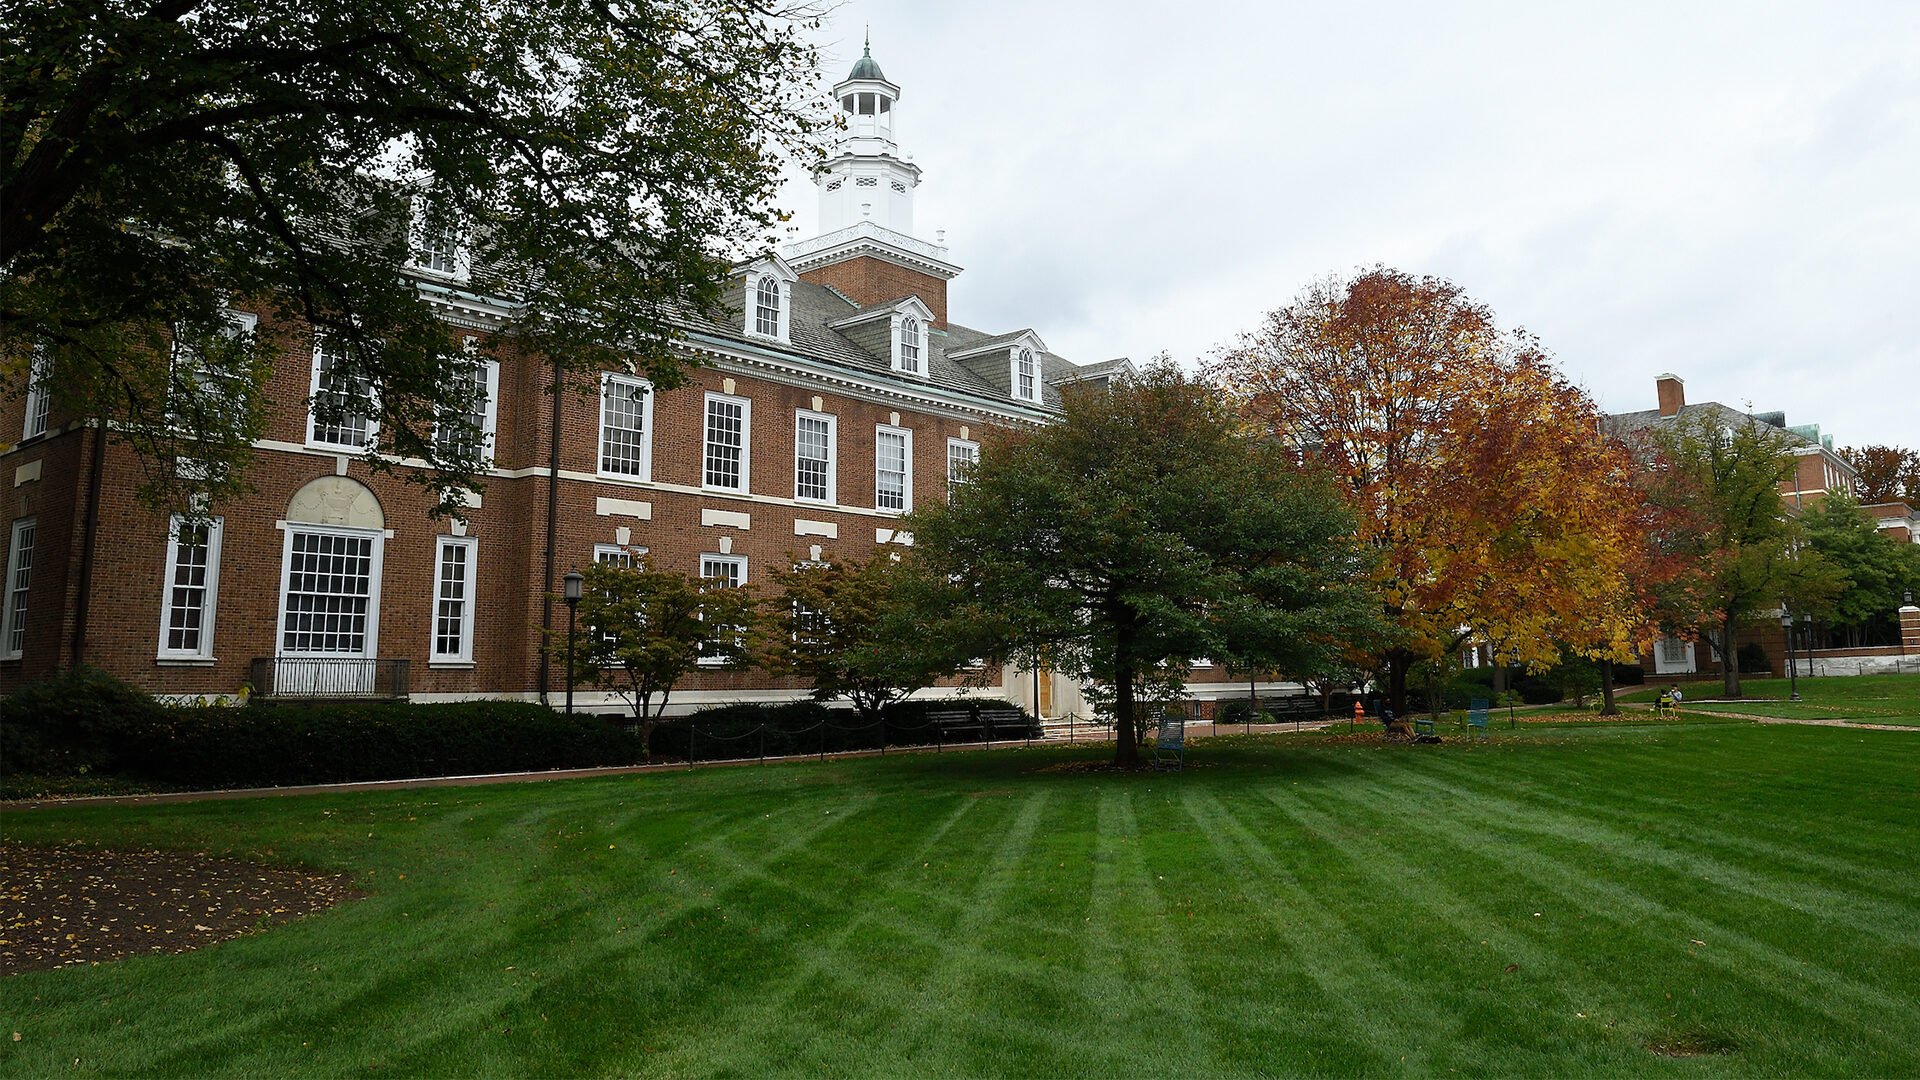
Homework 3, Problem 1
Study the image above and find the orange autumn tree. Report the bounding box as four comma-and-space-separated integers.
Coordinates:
1211, 267, 1651, 716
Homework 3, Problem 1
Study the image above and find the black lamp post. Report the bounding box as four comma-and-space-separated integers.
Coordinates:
563, 568, 583, 715
1779, 606, 1800, 702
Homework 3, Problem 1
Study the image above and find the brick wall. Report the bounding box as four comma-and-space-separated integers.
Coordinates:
799, 256, 948, 328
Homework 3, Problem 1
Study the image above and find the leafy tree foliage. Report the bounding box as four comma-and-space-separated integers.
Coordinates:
759, 551, 962, 722
1838, 445, 1920, 506
3, 0, 825, 512
1641, 412, 1841, 697
549, 559, 757, 749
1213, 267, 1650, 716
1799, 490, 1920, 644
908, 364, 1382, 767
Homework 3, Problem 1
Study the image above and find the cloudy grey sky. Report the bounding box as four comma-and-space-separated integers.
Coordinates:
773, 1, 1918, 446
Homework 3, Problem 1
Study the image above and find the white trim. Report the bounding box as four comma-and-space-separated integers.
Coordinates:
1012, 346, 1038, 403
157, 515, 224, 661
702, 391, 752, 494
876, 424, 913, 514
275, 523, 385, 658
2, 517, 34, 660
594, 542, 648, 567
597, 372, 654, 481
892, 313, 925, 377
306, 333, 378, 452
430, 535, 478, 663
794, 409, 837, 504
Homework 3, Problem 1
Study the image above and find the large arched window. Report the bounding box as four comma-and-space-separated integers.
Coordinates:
754, 276, 782, 338
898, 316, 921, 374
1014, 347, 1037, 401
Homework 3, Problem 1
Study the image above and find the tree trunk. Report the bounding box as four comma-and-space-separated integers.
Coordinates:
1721, 610, 1742, 699
1599, 658, 1618, 716
1492, 661, 1507, 702
1387, 649, 1410, 719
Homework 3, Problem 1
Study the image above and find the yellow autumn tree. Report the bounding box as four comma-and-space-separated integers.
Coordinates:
1211, 267, 1652, 715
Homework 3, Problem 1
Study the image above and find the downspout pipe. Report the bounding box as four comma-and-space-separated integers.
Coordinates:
539, 358, 562, 705
69, 419, 107, 668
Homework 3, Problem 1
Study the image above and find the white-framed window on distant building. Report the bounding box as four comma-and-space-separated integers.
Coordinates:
594, 543, 649, 568
21, 345, 52, 440
2, 517, 36, 660
277, 525, 383, 658
434, 345, 499, 466
795, 410, 836, 503
697, 553, 747, 665
307, 334, 377, 451
946, 437, 978, 492
754, 276, 782, 338
1013, 347, 1037, 402
598, 373, 653, 480
430, 536, 477, 664
703, 392, 751, 493
876, 425, 912, 513
895, 315, 922, 376
157, 514, 224, 662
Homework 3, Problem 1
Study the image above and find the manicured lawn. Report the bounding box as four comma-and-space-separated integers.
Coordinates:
1635, 674, 1920, 725
4, 721, 1919, 1077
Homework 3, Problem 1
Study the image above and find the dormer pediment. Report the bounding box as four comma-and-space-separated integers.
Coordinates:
738, 253, 798, 343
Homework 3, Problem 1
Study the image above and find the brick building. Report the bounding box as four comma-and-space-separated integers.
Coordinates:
0, 47, 1207, 717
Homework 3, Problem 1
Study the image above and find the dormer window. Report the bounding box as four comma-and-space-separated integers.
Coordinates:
410, 196, 469, 281
1014, 347, 1037, 402
897, 316, 921, 375
754, 277, 782, 337
744, 263, 792, 343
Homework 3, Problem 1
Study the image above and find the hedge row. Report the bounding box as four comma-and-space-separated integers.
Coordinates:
653, 699, 1039, 762
3, 667, 647, 788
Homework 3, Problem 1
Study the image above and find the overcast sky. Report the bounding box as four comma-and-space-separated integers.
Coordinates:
772, 1, 1918, 447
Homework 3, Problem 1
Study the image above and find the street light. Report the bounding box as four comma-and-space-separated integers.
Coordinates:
563, 568, 584, 715
1779, 606, 1800, 702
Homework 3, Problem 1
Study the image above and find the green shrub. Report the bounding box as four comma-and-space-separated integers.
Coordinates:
1738, 642, 1772, 674
0, 666, 169, 777
654, 699, 1039, 762
1612, 663, 1645, 685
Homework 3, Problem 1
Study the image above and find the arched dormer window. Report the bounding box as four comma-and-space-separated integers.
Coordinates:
754, 277, 782, 338
898, 316, 921, 375
1013, 347, 1037, 402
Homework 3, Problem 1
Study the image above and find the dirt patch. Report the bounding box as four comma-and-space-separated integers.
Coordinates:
1, 845, 362, 975
1646, 1030, 1740, 1058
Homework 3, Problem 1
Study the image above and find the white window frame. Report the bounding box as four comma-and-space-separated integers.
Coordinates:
697, 553, 748, 665
430, 536, 478, 664
2, 517, 35, 660
702, 391, 752, 494
749, 274, 789, 342
1012, 346, 1038, 402
408, 195, 471, 282
434, 354, 499, 466
22, 345, 52, 440
597, 373, 654, 481
275, 524, 384, 658
893, 313, 923, 376
594, 543, 649, 567
306, 334, 378, 451
946, 437, 979, 492
876, 424, 913, 514
169, 310, 258, 434
157, 514, 224, 662
794, 409, 837, 504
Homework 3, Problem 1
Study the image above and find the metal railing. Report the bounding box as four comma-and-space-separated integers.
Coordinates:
249, 657, 411, 700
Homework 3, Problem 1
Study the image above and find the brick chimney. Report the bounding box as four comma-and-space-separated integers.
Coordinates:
1656, 373, 1685, 417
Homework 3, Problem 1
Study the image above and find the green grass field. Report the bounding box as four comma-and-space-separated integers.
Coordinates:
4, 720, 1919, 1077
1636, 674, 1920, 725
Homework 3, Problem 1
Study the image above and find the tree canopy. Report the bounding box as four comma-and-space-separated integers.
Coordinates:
1211, 267, 1650, 715
1799, 489, 1920, 644
908, 364, 1382, 767
1838, 445, 1920, 507
3, 0, 825, 511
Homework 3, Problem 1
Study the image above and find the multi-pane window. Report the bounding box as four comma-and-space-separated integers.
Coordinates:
169, 311, 258, 435
703, 393, 749, 492
754, 277, 782, 338
594, 544, 648, 568
1014, 347, 1037, 401
435, 357, 497, 464
1658, 634, 1688, 665
22, 346, 51, 440
308, 336, 375, 449
898, 316, 921, 374
876, 426, 911, 513
598, 374, 652, 478
698, 554, 747, 665
431, 537, 477, 662
947, 438, 979, 491
159, 516, 223, 660
280, 529, 377, 655
423, 222, 461, 275
795, 412, 835, 502
2, 518, 34, 659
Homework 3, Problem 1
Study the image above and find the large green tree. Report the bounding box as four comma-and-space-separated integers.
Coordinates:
1799, 490, 1920, 646
1643, 413, 1841, 697
908, 365, 1382, 767
3, 0, 824, 511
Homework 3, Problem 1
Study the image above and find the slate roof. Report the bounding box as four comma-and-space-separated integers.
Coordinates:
1604, 401, 1820, 449
689, 273, 1101, 411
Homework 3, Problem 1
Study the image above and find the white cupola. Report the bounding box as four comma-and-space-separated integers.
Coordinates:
816, 34, 921, 235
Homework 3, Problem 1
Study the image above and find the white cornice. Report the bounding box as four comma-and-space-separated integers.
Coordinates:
783, 222, 960, 280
